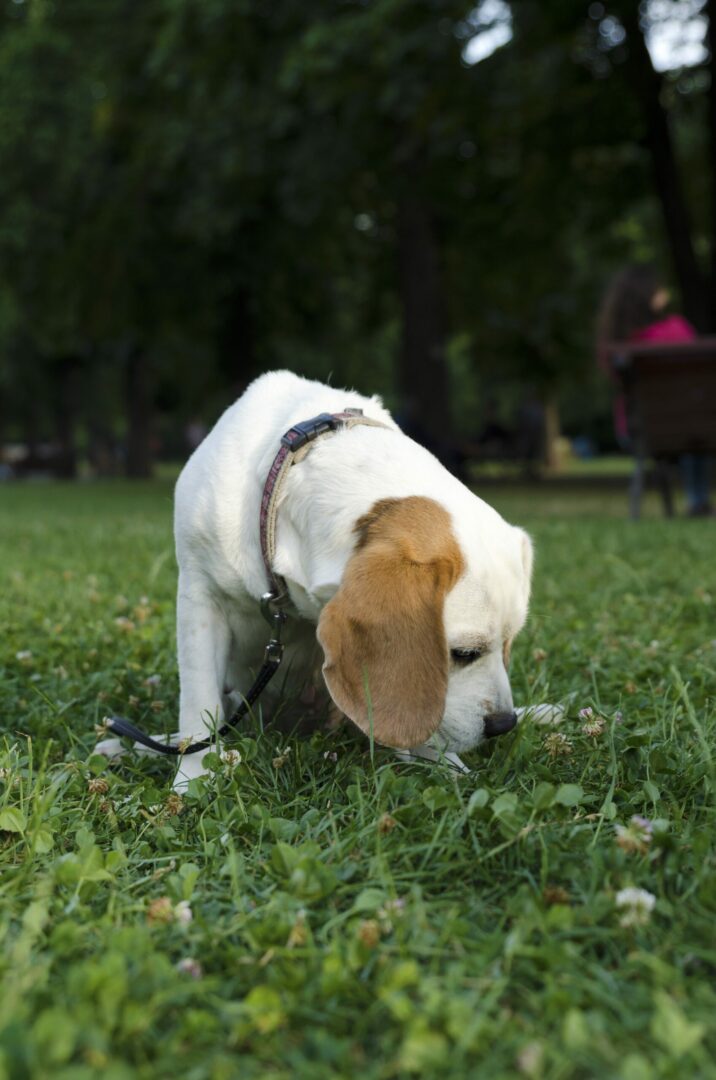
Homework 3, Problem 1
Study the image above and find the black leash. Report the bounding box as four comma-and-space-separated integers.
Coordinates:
105, 595, 287, 756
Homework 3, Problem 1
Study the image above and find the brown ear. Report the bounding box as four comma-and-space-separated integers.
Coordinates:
316, 497, 464, 749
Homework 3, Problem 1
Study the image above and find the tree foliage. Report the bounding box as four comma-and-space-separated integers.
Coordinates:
0, 0, 712, 470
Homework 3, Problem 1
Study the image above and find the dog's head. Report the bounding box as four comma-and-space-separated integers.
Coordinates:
316, 496, 532, 752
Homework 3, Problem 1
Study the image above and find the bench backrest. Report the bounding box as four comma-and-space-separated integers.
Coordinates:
610, 340, 716, 456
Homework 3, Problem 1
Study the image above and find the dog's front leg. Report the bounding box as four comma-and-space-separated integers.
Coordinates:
174, 574, 231, 792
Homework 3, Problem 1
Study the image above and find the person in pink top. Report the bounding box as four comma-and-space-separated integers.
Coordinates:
597, 264, 711, 516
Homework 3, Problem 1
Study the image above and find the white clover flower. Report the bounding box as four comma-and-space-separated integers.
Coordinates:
543, 732, 573, 757
15, 650, 33, 662
615, 887, 656, 928
176, 957, 203, 978
615, 816, 653, 855
578, 706, 593, 720
272, 746, 292, 768
174, 901, 193, 926
220, 748, 242, 769
517, 1042, 544, 1077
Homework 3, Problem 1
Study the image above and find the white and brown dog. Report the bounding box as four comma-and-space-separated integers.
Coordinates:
99, 371, 533, 788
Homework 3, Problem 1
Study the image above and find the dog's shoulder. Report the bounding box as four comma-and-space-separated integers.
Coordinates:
173, 371, 393, 573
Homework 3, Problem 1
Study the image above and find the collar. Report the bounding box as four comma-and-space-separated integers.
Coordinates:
260, 408, 388, 604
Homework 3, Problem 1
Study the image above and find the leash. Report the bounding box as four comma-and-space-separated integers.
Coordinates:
105, 595, 286, 756
260, 409, 387, 601
105, 408, 387, 757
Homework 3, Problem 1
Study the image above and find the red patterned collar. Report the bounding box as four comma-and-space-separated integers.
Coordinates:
260, 409, 387, 603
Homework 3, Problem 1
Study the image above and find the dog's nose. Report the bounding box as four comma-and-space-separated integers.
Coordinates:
483, 711, 517, 738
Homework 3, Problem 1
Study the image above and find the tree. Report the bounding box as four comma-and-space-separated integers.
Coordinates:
1, 0, 713, 473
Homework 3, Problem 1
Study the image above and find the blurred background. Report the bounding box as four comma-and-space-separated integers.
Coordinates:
0, 0, 712, 482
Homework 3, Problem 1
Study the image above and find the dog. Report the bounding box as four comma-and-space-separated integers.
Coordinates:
98, 371, 533, 788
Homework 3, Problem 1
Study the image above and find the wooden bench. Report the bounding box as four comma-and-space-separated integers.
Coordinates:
609, 339, 716, 518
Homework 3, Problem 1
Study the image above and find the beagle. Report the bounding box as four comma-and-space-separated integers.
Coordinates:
100, 371, 533, 788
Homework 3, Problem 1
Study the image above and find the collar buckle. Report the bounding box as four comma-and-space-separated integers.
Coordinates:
280, 413, 338, 451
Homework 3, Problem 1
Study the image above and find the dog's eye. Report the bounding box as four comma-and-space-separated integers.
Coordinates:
451, 648, 482, 665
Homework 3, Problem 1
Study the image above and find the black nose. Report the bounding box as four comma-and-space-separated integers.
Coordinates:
484, 711, 517, 738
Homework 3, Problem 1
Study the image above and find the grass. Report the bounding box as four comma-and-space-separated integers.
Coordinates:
1, 479, 715, 1079
467, 453, 635, 481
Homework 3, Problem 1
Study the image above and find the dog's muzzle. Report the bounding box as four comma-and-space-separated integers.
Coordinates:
483, 711, 517, 738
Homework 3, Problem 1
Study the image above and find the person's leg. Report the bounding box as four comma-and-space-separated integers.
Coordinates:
681, 454, 712, 515
693, 455, 712, 512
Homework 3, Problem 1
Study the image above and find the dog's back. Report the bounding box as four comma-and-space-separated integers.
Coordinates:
174, 370, 394, 601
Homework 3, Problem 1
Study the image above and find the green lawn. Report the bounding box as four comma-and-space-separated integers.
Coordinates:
1, 481, 715, 1079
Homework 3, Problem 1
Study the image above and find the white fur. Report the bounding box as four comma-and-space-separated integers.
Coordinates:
137, 372, 532, 789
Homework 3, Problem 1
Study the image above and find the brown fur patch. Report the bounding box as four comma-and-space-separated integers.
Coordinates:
316, 497, 465, 749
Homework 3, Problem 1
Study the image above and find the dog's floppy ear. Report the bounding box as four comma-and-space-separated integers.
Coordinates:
316, 497, 464, 749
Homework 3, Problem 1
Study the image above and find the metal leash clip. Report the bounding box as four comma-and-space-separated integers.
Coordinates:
260, 592, 288, 664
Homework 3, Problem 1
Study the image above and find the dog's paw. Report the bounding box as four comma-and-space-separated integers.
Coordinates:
442, 750, 470, 773
395, 745, 471, 773
515, 703, 566, 726
94, 731, 182, 760
93, 737, 126, 759
173, 755, 211, 793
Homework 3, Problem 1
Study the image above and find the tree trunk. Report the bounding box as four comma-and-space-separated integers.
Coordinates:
85, 347, 117, 477
396, 189, 452, 463
542, 396, 562, 472
706, 0, 716, 330
124, 345, 153, 478
53, 356, 79, 479
217, 283, 255, 398
24, 403, 40, 463
619, 6, 709, 330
